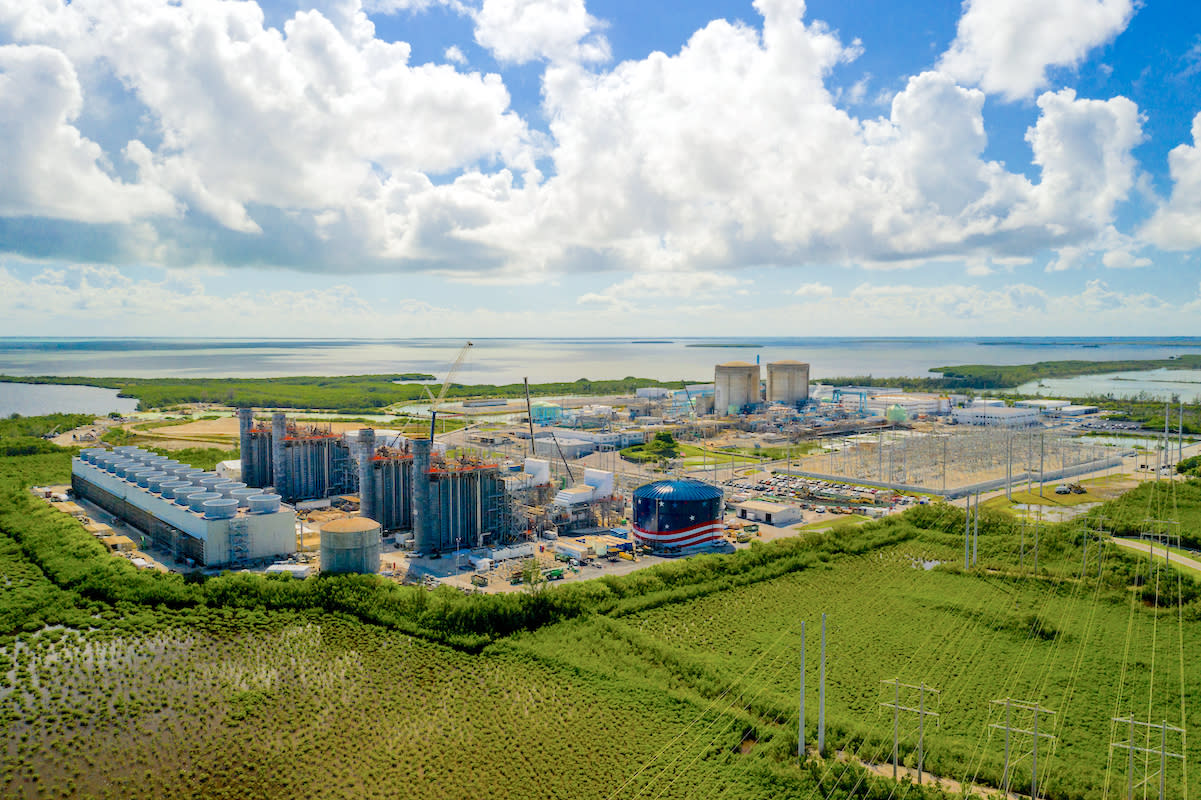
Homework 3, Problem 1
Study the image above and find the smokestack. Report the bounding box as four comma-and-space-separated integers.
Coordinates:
358, 428, 375, 523
237, 408, 255, 487
271, 412, 287, 500
412, 438, 431, 554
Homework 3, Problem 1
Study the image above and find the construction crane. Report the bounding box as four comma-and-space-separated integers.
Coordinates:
428, 341, 473, 440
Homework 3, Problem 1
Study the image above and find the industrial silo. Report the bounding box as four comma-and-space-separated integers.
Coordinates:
631, 480, 725, 555
320, 517, 382, 574
766, 360, 810, 406
714, 362, 761, 416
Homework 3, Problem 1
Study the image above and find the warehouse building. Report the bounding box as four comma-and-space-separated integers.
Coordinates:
733, 500, 803, 526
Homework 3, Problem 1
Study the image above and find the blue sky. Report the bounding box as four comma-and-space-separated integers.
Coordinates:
0, 0, 1199, 337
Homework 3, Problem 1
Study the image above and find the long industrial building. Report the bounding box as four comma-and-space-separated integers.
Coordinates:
72, 447, 295, 567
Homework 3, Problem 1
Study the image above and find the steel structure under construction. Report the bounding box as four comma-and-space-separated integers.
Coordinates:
413, 439, 511, 554
357, 429, 414, 533
238, 410, 355, 504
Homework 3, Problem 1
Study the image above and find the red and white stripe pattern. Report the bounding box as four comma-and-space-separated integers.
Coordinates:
633, 518, 724, 551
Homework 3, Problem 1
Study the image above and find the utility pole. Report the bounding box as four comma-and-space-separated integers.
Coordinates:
798, 620, 805, 761
880, 680, 940, 785
964, 496, 971, 570
1020, 517, 1026, 572
1110, 715, 1185, 800
1039, 432, 1045, 497
989, 698, 1055, 799
972, 490, 979, 567
818, 613, 826, 756
1083, 515, 1108, 579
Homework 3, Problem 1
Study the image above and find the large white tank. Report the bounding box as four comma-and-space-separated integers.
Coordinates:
766, 360, 810, 405
714, 362, 761, 416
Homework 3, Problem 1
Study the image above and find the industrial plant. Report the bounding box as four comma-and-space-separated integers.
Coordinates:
64, 349, 1137, 584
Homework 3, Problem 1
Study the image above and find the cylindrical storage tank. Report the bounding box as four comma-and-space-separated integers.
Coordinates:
714, 362, 761, 416
247, 494, 281, 514
159, 459, 183, 472
631, 480, 725, 555
766, 360, 810, 406
136, 471, 161, 488
216, 481, 246, 498
198, 475, 225, 489
187, 492, 223, 512
230, 487, 259, 508
320, 517, 381, 575
174, 487, 206, 507
203, 498, 238, 520
113, 446, 140, 456
166, 465, 194, 478
178, 468, 205, 481
146, 472, 171, 491
159, 480, 191, 499
109, 459, 131, 475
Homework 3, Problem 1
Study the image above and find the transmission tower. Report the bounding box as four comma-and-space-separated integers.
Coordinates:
988, 698, 1056, 799
880, 679, 940, 784
1110, 716, 1186, 800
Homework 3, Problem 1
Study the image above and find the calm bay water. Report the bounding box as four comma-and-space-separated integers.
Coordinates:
0, 382, 139, 418
2, 337, 1201, 415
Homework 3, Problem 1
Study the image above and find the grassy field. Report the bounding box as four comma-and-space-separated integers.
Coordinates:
0, 430, 1198, 799
0, 375, 693, 412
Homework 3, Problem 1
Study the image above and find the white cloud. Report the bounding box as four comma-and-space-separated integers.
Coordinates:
939, 0, 1135, 100
1046, 225, 1150, 272
473, 0, 609, 65
0, 0, 1162, 284
444, 44, 467, 64
578, 270, 742, 306
0, 44, 177, 223
794, 281, 833, 297
1141, 112, 1201, 251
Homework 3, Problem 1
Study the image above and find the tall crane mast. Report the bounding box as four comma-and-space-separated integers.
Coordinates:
428, 341, 473, 441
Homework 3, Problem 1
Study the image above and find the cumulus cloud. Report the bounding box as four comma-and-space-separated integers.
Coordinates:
1141, 113, 1201, 251
578, 270, 742, 306
0, 0, 1162, 283
474, 0, 610, 65
939, 0, 1135, 100
794, 281, 833, 298
0, 44, 176, 223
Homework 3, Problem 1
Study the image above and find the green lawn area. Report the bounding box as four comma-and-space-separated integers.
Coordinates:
793, 514, 872, 532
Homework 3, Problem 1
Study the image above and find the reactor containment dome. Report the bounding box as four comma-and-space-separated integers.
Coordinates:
632, 480, 725, 555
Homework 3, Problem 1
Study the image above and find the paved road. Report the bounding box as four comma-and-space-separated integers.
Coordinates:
1110, 537, 1201, 574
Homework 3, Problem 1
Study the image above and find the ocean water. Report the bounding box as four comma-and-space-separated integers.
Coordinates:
2, 337, 1201, 415
2, 337, 1200, 384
